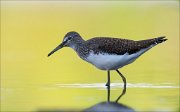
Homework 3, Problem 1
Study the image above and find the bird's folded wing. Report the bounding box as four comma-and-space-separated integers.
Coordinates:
86, 36, 166, 55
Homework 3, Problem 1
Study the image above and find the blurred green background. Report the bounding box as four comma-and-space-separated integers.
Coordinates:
1, 1, 179, 111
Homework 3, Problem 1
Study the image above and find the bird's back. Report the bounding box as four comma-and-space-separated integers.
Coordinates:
86, 36, 167, 55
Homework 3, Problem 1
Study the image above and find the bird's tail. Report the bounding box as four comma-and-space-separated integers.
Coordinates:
154, 36, 167, 44
137, 36, 167, 50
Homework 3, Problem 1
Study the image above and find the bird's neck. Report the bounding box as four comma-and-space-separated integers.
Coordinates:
70, 38, 89, 59
70, 37, 86, 50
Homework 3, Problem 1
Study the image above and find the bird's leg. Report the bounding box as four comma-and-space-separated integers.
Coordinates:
105, 70, 110, 87
105, 70, 110, 102
107, 80, 110, 102
115, 69, 126, 102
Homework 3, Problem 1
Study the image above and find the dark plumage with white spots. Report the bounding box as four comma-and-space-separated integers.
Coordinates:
86, 36, 167, 55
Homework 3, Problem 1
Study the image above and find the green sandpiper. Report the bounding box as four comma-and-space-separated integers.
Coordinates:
48, 31, 167, 100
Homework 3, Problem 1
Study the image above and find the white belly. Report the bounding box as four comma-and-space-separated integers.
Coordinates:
85, 46, 153, 70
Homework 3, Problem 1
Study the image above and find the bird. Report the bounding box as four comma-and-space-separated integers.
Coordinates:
48, 31, 167, 101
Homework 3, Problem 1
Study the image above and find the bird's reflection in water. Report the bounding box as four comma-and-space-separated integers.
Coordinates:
84, 84, 135, 112
84, 101, 134, 112
37, 84, 134, 112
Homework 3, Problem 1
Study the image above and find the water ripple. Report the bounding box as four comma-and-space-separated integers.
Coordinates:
54, 83, 179, 89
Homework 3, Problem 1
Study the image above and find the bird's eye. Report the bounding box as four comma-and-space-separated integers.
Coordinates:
63, 36, 72, 42
68, 36, 72, 40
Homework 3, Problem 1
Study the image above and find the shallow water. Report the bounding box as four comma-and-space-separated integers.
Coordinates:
1, 83, 179, 111
1, 1, 179, 112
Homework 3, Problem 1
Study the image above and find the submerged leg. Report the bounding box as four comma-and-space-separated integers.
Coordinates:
107, 81, 110, 102
115, 69, 127, 102
105, 70, 110, 102
105, 70, 110, 87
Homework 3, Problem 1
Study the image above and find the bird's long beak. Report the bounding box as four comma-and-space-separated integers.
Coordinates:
48, 41, 65, 57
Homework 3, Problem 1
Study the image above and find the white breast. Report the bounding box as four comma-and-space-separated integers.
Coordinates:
85, 46, 154, 70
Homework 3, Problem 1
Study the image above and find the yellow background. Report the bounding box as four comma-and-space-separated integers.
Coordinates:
1, 1, 179, 111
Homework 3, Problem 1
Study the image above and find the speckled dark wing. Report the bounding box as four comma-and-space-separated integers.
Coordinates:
86, 36, 167, 55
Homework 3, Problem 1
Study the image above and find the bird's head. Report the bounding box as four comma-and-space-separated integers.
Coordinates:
48, 31, 81, 57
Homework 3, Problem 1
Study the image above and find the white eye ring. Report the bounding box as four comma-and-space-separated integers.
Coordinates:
63, 36, 72, 42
